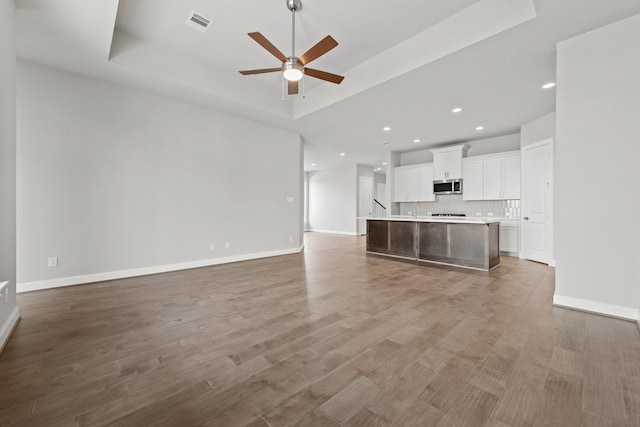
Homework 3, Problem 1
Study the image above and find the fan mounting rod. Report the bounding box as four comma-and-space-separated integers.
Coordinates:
287, 0, 302, 58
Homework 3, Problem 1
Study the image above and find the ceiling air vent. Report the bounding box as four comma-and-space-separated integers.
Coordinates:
186, 11, 212, 33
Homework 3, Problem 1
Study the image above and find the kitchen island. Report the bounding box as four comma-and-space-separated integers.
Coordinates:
365, 217, 500, 270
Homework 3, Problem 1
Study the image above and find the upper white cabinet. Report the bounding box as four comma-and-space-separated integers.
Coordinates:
462, 158, 484, 201
501, 155, 521, 199
462, 151, 521, 200
394, 163, 435, 202
431, 144, 468, 180
484, 152, 521, 200
483, 158, 503, 199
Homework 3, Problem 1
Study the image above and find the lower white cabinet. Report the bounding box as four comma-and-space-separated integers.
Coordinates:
500, 219, 519, 255
394, 163, 435, 202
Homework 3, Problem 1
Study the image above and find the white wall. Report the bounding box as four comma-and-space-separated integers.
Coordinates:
17, 61, 303, 290
307, 165, 357, 235
521, 112, 555, 147
555, 13, 640, 320
374, 173, 386, 202
399, 133, 521, 166
0, 0, 19, 351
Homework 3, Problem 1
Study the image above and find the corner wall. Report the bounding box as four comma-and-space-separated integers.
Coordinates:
521, 112, 555, 147
555, 13, 640, 320
0, 0, 19, 351
307, 165, 358, 235
17, 61, 303, 291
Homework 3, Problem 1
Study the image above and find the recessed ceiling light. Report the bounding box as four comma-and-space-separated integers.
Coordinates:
311, 163, 316, 166
542, 82, 556, 89
375, 168, 381, 171
383, 127, 391, 131
413, 139, 421, 143
476, 126, 484, 131
382, 162, 387, 165
340, 153, 346, 156
452, 107, 462, 113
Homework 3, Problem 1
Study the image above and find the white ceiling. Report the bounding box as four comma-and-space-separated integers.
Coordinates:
14, 0, 640, 172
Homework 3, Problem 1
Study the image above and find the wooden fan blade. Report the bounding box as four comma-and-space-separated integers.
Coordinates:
239, 68, 282, 75
298, 36, 338, 66
288, 80, 299, 95
248, 32, 288, 63
304, 67, 344, 84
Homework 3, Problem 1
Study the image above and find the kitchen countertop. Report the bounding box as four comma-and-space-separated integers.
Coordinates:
358, 216, 501, 225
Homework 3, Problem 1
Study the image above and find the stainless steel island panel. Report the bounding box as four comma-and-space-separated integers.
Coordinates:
389, 221, 417, 259
417, 222, 500, 270
366, 219, 389, 254
365, 218, 500, 271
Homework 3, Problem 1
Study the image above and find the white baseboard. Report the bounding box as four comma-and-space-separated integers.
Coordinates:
0, 306, 20, 354
306, 229, 359, 236
553, 294, 639, 321
17, 245, 304, 293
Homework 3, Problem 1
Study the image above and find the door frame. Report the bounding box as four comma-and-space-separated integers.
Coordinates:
521, 138, 554, 265
358, 176, 374, 235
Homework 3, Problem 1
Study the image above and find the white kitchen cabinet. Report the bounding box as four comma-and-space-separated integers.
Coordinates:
500, 219, 519, 255
502, 155, 521, 199
483, 158, 503, 199
483, 152, 520, 200
394, 167, 410, 202
464, 151, 521, 200
393, 163, 434, 202
431, 144, 468, 180
462, 158, 484, 201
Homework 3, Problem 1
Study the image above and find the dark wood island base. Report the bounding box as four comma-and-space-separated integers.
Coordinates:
366, 218, 500, 271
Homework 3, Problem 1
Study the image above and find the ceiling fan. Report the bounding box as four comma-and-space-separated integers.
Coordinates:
239, 0, 344, 96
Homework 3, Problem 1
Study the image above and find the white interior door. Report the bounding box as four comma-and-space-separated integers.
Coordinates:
523, 141, 552, 263
358, 176, 373, 235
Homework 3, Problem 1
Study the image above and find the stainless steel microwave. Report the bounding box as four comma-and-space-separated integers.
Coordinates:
433, 179, 462, 195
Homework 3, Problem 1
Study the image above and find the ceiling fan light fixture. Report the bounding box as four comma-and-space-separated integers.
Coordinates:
239, 0, 344, 94
283, 61, 304, 81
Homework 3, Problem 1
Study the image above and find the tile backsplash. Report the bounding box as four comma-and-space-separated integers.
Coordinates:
398, 195, 520, 218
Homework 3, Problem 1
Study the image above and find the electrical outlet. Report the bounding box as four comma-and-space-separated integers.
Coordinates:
225, 242, 230, 249
286, 196, 294, 203
475, 212, 482, 216
209, 243, 215, 251
48, 257, 58, 267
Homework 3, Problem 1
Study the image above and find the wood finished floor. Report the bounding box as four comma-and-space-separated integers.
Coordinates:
1, 232, 639, 426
